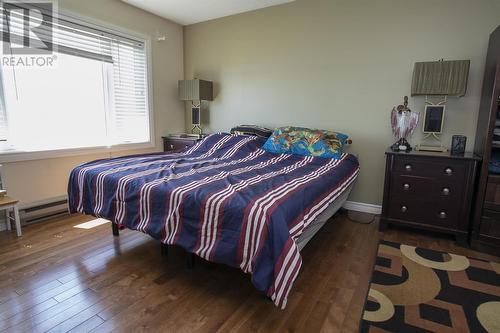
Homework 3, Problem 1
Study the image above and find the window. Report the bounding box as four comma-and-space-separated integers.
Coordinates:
0, 3, 152, 157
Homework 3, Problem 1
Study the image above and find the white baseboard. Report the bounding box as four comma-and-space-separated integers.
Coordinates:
343, 201, 382, 215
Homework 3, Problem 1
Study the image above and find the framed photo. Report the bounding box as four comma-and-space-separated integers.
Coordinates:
451, 135, 467, 155
423, 105, 445, 134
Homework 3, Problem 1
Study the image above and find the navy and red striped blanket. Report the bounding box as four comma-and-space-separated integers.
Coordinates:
68, 133, 359, 308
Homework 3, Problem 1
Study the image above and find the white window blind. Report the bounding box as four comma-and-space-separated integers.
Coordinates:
0, 3, 151, 154
3, 3, 114, 62
110, 38, 149, 144
0, 77, 7, 142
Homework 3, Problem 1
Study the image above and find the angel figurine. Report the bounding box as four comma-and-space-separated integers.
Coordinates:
390, 96, 419, 151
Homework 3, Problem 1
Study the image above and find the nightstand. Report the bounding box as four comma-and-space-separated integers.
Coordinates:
162, 135, 203, 153
380, 148, 480, 245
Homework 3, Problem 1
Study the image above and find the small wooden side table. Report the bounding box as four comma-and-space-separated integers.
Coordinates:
162, 135, 204, 153
0, 196, 21, 237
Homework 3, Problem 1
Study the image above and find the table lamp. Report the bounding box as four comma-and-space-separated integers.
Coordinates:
178, 79, 213, 136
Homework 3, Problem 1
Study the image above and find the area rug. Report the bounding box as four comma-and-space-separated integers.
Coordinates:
360, 240, 500, 333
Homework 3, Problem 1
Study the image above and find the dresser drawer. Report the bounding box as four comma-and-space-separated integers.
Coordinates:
163, 138, 197, 152
425, 201, 459, 227
388, 198, 458, 227
432, 180, 462, 201
391, 175, 462, 201
393, 157, 466, 180
388, 198, 426, 222
390, 175, 432, 198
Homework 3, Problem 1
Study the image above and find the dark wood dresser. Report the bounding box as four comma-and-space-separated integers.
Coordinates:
380, 149, 480, 245
162, 135, 203, 153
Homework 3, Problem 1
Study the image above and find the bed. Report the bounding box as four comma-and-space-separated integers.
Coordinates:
68, 133, 359, 308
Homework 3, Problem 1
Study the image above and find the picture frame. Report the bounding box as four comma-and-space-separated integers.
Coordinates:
451, 135, 467, 155
422, 105, 446, 134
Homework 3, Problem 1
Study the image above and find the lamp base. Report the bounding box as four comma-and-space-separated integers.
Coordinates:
191, 124, 202, 137
391, 138, 412, 152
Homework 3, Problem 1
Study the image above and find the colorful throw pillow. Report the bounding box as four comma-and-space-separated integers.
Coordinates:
262, 126, 351, 159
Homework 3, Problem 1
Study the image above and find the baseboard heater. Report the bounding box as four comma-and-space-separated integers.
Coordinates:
19, 197, 69, 224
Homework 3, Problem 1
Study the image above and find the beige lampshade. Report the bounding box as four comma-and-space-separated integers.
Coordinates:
178, 79, 213, 101
411, 60, 470, 97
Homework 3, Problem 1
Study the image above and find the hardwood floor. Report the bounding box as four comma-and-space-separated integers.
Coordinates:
0, 211, 498, 333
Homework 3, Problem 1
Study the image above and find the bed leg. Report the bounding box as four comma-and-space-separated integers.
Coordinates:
112, 223, 119, 236
161, 243, 169, 257
337, 207, 348, 215
186, 253, 195, 269
379, 219, 388, 231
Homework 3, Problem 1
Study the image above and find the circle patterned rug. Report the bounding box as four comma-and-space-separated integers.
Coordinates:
360, 240, 500, 333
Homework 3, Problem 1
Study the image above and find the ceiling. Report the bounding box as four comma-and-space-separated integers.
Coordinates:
121, 0, 294, 26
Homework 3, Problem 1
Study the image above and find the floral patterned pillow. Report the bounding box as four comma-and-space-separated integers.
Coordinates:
262, 126, 351, 159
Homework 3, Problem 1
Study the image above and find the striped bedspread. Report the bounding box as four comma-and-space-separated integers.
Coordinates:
68, 133, 359, 308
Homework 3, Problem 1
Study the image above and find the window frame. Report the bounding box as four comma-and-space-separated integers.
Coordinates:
0, 7, 155, 163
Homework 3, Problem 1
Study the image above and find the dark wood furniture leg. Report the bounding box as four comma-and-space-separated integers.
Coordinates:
456, 233, 468, 247
112, 223, 119, 236
379, 219, 388, 231
335, 207, 348, 216
186, 253, 195, 269
160, 243, 169, 257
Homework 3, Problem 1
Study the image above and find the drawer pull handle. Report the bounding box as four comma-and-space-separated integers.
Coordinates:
170, 144, 174, 149
405, 164, 412, 171
401, 206, 408, 213
444, 167, 453, 175
439, 211, 447, 219
403, 183, 410, 190
442, 187, 450, 195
